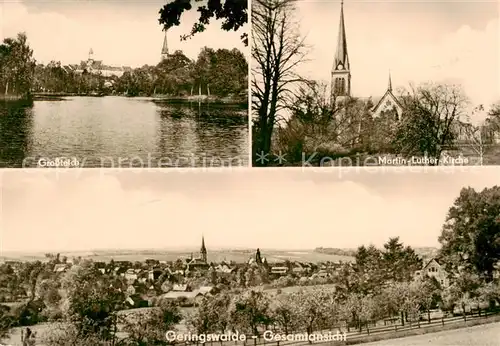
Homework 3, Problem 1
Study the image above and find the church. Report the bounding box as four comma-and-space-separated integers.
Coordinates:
330, 1, 403, 120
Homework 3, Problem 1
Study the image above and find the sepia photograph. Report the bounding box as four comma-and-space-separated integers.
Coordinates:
1, 168, 500, 345
251, 0, 500, 167
0, 0, 249, 168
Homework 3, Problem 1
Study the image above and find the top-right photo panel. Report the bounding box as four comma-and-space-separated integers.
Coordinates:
251, 0, 499, 167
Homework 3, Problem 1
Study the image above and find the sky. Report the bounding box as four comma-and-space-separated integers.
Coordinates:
293, 0, 500, 115
1, 167, 499, 253
0, 0, 248, 67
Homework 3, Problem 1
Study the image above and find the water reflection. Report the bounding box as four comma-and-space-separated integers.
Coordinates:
0, 97, 248, 168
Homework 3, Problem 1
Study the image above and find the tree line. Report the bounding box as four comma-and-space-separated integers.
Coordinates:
1, 33, 248, 99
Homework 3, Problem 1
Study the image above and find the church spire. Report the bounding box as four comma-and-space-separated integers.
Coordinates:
161, 30, 169, 60
333, 0, 349, 71
388, 71, 393, 92
200, 235, 207, 262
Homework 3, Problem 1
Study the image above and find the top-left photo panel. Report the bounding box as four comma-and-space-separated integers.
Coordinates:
0, 0, 249, 168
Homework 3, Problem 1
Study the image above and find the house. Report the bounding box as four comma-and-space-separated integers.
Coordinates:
292, 262, 306, 274
198, 286, 214, 295
317, 270, 330, 278
415, 258, 449, 287
124, 269, 139, 282
172, 284, 191, 292
215, 263, 233, 274
160, 291, 204, 306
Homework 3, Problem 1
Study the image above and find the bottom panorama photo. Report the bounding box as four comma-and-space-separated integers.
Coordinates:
0, 168, 499, 346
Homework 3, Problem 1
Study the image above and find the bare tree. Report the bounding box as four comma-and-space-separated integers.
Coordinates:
252, 0, 309, 164
393, 83, 469, 164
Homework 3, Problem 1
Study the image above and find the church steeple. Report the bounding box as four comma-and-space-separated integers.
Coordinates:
200, 235, 207, 262
161, 30, 169, 60
388, 71, 393, 92
331, 0, 351, 102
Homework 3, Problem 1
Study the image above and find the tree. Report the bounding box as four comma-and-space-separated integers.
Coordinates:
0, 304, 13, 340
274, 82, 369, 164
270, 293, 302, 334
0, 32, 36, 97
352, 245, 384, 294
292, 288, 334, 338
252, 0, 309, 165
159, 0, 248, 46
393, 83, 469, 164
484, 101, 500, 144
438, 186, 500, 282
19, 261, 45, 302
60, 261, 124, 341
187, 293, 231, 334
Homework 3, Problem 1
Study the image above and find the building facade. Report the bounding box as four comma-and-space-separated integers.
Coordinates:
75, 49, 131, 78
414, 258, 450, 288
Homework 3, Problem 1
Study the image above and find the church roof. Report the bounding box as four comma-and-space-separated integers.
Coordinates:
333, 1, 349, 71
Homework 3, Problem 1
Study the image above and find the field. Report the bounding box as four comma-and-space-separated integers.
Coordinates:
0, 248, 355, 264
362, 321, 500, 346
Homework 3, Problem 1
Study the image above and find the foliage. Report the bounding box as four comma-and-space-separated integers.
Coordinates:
0, 304, 13, 339
158, 0, 248, 46
186, 293, 231, 334
60, 262, 125, 341
438, 186, 500, 281
229, 290, 271, 334
121, 301, 182, 345
393, 83, 469, 162
0, 32, 36, 97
